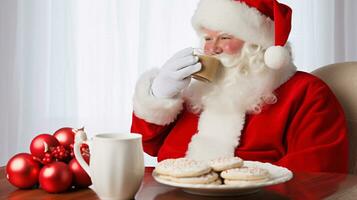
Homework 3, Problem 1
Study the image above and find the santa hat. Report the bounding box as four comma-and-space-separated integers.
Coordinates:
191, 0, 292, 70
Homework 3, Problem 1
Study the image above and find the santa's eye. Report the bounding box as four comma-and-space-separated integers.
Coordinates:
204, 37, 213, 41
220, 35, 232, 40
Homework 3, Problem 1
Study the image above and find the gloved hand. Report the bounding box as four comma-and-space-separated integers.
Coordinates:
151, 48, 202, 98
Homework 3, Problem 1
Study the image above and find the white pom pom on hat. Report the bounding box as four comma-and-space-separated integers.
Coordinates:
191, 0, 293, 70
264, 46, 291, 70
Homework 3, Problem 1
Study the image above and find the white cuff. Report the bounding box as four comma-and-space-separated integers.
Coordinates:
133, 69, 184, 125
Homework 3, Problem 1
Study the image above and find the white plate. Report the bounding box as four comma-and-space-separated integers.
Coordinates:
152, 161, 293, 196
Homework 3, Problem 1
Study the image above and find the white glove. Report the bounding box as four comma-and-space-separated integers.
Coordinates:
151, 48, 202, 98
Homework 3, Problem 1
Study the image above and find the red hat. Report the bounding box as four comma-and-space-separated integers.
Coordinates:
191, 0, 293, 70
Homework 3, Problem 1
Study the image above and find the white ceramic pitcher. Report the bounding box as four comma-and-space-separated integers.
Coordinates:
74, 130, 144, 200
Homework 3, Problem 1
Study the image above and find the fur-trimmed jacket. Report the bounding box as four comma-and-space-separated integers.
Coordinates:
131, 70, 349, 173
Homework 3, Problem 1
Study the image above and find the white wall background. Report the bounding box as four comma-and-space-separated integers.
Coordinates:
281, 0, 357, 71
0, 0, 356, 166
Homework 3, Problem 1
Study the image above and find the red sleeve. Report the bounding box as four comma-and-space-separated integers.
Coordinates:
275, 79, 349, 173
131, 113, 173, 157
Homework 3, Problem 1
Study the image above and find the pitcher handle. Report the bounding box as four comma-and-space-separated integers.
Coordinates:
73, 129, 91, 177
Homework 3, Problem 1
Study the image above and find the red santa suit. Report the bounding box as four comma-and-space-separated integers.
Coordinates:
131, 70, 349, 173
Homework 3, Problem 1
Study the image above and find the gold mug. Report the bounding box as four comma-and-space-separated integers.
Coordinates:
192, 54, 222, 83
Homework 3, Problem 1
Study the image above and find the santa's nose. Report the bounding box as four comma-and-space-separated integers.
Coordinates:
206, 45, 223, 55
205, 44, 223, 55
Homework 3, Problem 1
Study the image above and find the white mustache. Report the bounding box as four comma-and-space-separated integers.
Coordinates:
214, 53, 242, 68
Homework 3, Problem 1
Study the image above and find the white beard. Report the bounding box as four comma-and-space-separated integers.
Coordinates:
183, 57, 280, 115
183, 50, 296, 161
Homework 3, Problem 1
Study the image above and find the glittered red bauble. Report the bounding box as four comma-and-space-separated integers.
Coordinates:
39, 162, 73, 193
53, 127, 75, 148
51, 145, 70, 162
6, 153, 41, 189
30, 134, 59, 159
69, 156, 92, 188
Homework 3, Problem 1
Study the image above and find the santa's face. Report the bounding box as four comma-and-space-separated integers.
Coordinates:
202, 28, 244, 56
184, 31, 287, 114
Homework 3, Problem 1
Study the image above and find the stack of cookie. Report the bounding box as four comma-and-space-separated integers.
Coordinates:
154, 158, 221, 185
208, 157, 270, 185
154, 157, 271, 186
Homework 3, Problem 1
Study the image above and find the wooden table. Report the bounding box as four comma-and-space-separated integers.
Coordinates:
1, 166, 357, 199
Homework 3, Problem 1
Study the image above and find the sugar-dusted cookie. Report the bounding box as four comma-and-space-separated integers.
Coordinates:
220, 167, 270, 181
224, 178, 270, 185
209, 156, 244, 172
154, 158, 212, 178
157, 171, 219, 184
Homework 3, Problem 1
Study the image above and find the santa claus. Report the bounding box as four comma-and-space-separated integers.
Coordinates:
131, 0, 349, 173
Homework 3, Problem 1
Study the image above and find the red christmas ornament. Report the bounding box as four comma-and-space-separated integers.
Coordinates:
41, 152, 54, 165
69, 143, 90, 158
30, 134, 59, 159
69, 156, 92, 188
39, 162, 73, 193
6, 153, 41, 189
69, 144, 75, 158
53, 127, 75, 148
51, 145, 70, 162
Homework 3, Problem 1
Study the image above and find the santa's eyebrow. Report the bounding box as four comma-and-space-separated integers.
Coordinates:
218, 33, 233, 37
201, 32, 230, 38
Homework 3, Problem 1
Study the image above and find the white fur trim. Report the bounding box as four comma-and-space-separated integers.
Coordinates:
186, 109, 245, 161
133, 69, 184, 125
264, 46, 291, 70
192, 0, 274, 48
